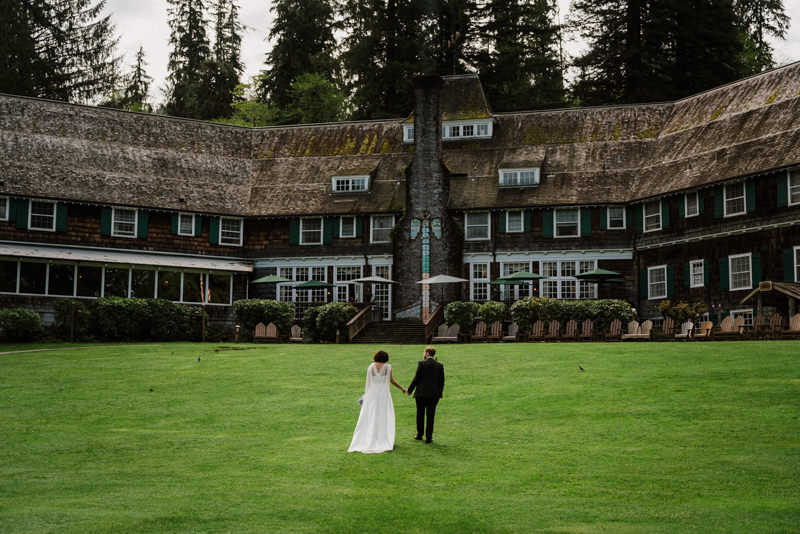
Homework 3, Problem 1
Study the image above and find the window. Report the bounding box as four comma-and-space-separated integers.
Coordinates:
449, 125, 461, 137
404, 126, 414, 142
20, 261, 46, 294
796, 247, 800, 283
685, 192, 699, 217
644, 201, 661, 232
131, 269, 155, 298
462, 124, 474, 137
333, 175, 369, 193
470, 263, 489, 302
648, 265, 667, 300
371, 215, 394, 243
729, 253, 751, 290
0, 197, 7, 220
340, 216, 356, 238
442, 120, 492, 140
539, 260, 595, 299
499, 168, 539, 187
300, 217, 323, 245
789, 169, 800, 205
607, 207, 625, 229
178, 213, 195, 236
554, 209, 579, 237
112, 208, 136, 237
724, 182, 746, 216
104, 267, 129, 297
335, 266, 362, 302
578, 261, 596, 299
30, 200, 56, 231
48, 264, 75, 296
157, 271, 181, 301
465, 212, 490, 240
506, 210, 523, 232
220, 217, 243, 246
476, 123, 489, 136
501, 262, 535, 301
690, 260, 704, 288
729, 309, 754, 329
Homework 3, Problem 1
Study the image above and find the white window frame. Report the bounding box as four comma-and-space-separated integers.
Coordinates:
789, 168, 800, 206
505, 210, 523, 233
0, 196, 8, 221
648, 265, 668, 300
724, 182, 746, 217
300, 217, 323, 245
403, 125, 414, 143
465, 212, 490, 241
685, 192, 699, 217
177, 213, 195, 236
499, 168, 540, 187
554, 208, 580, 238
690, 259, 704, 288
219, 217, 243, 247
794, 246, 800, 283
729, 252, 752, 291
111, 207, 137, 238
442, 119, 493, 140
643, 201, 662, 232
538, 260, 596, 300
469, 262, 490, 302
332, 175, 369, 193
729, 308, 754, 329
339, 216, 356, 238
28, 200, 57, 232
607, 206, 626, 229
370, 215, 395, 244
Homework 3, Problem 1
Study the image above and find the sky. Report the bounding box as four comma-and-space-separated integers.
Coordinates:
103, 0, 800, 106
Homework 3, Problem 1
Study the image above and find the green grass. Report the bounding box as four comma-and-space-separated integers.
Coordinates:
1, 341, 799, 533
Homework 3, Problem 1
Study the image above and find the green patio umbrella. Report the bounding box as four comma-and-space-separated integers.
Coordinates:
489, 279, 534, 285
574, 268, 622, 282
250, 274, 293, 284
294, 279, 336, 289
498, 270, 545, 281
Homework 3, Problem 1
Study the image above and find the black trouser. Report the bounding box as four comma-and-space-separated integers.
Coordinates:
415, 397, 439, 441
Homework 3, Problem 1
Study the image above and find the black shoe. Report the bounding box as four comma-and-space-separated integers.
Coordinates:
414, 435, 422, 441
425, 439, 432, 444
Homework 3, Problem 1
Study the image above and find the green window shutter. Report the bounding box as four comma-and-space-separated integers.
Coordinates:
355, 216, 363, 237
289, 218, 300, 245
523, 210, 531, 232
209, 217, 220, 244
100, 207, 112, 235
784, 249, 795, 281
751, 252, 762, 287
332, 217, 340, 238
639, 268, 648, 299
661, 198, 670, 229
323, 217, 334, 244
745, 179, 756, 213
498, 211, 506, 233
194, 215, 202, 237
635, 205, 643, 234
714, 186, 724, 218
719, 258, 729, 290
704, 260, 710, 285
16, 200, 29, 230
55, 202, 68, 232
8, 198, 18, 222
698, 192, 705, 215
683, 262, 690, 288
599, 208, 607, 230
171, 213, 179, 234
678, 196, 685, 218
666, 265, 675, 296
542, 209, 554, 238
777, 173, 788, 207
137, 210, 149, 239
580, 208, 592, 236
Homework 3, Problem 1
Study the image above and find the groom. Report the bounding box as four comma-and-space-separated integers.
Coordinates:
407, 346, 445, 443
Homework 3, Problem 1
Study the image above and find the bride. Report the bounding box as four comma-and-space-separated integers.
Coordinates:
348, 350, 407, 453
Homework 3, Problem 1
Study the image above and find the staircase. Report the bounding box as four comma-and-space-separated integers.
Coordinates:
352, 319, 427, 344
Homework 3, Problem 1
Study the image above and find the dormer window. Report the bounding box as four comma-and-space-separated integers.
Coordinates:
499, 168, 539, 187
442, 119, 492, 140
332, 175, 369, 193
404, 126, 414, 142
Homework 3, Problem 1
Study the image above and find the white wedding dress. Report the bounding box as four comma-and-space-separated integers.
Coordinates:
348, 362, 395, 453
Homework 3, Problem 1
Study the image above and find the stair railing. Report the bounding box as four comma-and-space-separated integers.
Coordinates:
347, 304, 373, 341
424, 304, 444, 343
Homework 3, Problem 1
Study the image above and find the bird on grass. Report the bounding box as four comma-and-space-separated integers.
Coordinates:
59, 384, 63, 390
197, 356, 200, 362
579, 365, 585, 371
149, 387, 154, 392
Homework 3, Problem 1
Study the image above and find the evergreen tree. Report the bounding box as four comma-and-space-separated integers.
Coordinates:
102, 46, 153, 112
473, 0, 565, 111
208, 0, 243, 118
166, 0, 212, 119
734, 0, 789, 72
259, 0, 337, 108
0, 0, 119, 102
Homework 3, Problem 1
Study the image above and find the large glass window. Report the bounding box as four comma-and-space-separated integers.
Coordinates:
77, 265, 102, 297
648, 265, 667, 299
465, 212, 490, 240
555, 209, 579, 237
104, 267, 129, 297
19, 261, 46, 294
724, 182, 746, 216
499, 169, 539, 187
0, 260, 17, 292
690, 260, 704, 288
729, 253, 751, 290
502, 262, 534, 301
157, 271, 181, 301
789, 169, 800, 205
608, 207, 625, 229
538, 260, 595, 299
131, 269, 155, 298
183, 273, 202, 303
470, 263, 489, 302
48, 264, 75, 296
578, 261, 596, 299
112, 208, 137, 237
208, 274, 231, 304
30, 201, 56, 231
644, 201, 661, 232
220, 218, 242, 246
335, 266, 362, 302
371, 215, 394, 243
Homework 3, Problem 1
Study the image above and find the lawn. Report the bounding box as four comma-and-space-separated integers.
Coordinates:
1, 341, 798, 533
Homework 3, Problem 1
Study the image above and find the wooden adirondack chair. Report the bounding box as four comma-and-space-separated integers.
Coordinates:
621, 320, 640, 341
544, 320, 561, 341
254, 322, 268, 342
675, 321, 694, 340
604, 318, 622, 341
749, 314, 766, 339
487, 321, 503, 342
777, 314, 800, 339
472, 321, 488, 342
562, 319, 578, 341
713, 316, 736, 340
433, 323, 461, 343
578, 319, 594, 341
289, 324, 303, 342
765, 313, 785, 339
622, 320, 652, 341
656, 317, 675, 341
528, 320, 545, 341
693, 321, 714, 340
503, 322, 519, 342
265, 322, 279, 342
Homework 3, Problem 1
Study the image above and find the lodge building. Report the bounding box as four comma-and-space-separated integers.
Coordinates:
1, 63, 799, 329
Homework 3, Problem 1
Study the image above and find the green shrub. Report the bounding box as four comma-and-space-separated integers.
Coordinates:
657, 300, 707, 324
303, 306, 323, 342
315, 302, 358, 343
53, 299, 91, 340
232, 299, 295, 338
92, 297, 202, 341
478, 301, 506, 324
445, 301, 479, 333
0, 308, 43, 342
510, 298, 635, 333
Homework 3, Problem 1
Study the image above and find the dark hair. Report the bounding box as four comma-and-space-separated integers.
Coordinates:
424, 346, 436, 357
373, 350, 389, 362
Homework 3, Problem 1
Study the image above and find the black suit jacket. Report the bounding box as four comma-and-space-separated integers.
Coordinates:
408, 357, 445, 398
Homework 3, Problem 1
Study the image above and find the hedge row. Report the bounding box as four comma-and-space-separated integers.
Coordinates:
510, 298, 635, 333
